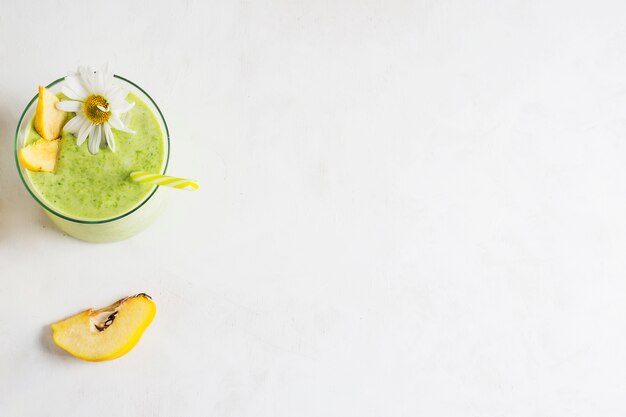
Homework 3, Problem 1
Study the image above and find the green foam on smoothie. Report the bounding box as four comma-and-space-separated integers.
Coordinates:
26, 93, 165, 220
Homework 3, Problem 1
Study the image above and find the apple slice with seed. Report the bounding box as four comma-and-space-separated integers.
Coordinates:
51, 293, 156, 361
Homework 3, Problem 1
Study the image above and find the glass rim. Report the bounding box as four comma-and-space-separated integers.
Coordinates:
14, 75, 171, 225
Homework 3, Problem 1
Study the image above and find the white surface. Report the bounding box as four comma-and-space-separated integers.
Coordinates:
1, 0, 626, 415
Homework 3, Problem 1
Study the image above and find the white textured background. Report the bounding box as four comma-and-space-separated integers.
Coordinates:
2, 0, 626, 415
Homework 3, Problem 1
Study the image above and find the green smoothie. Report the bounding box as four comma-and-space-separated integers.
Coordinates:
25, 93, 165, 221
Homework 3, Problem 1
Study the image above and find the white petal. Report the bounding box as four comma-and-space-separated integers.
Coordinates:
93, 71, 102, 94
91, 63, 113, 95
77, 122, 94, 146
95, 69, 106, 94
110, 100, 134, 113
63, 114, 85, 134
101, 63, 114, 86
78, 66, 95, 93
88, 124, 102, 154
121, 111, 132, 126
103, 122, 116, 152
105, 87, 128, 105
63, 74, 88, 100
75, 116, 92, 138
61, 87, 82, 101
69, 115, 90, 137
108, 112, 135, 134
75, 66, 88, 90
56, 100, 82, 112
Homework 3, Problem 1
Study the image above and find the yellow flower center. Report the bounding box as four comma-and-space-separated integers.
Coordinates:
82, 95, 111, 124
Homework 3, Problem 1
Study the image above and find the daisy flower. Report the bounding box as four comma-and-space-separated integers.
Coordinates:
56, 65, 135, 154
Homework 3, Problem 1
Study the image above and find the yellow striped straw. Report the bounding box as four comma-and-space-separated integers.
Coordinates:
130, 171, 199, 191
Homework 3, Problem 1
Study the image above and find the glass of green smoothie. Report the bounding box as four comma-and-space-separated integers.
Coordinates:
14, 75, 170, 243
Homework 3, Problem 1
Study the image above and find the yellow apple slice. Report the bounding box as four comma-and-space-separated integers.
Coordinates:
35, 85, 67, 139
19, 137, 60, 172
51, 293, 156, 361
